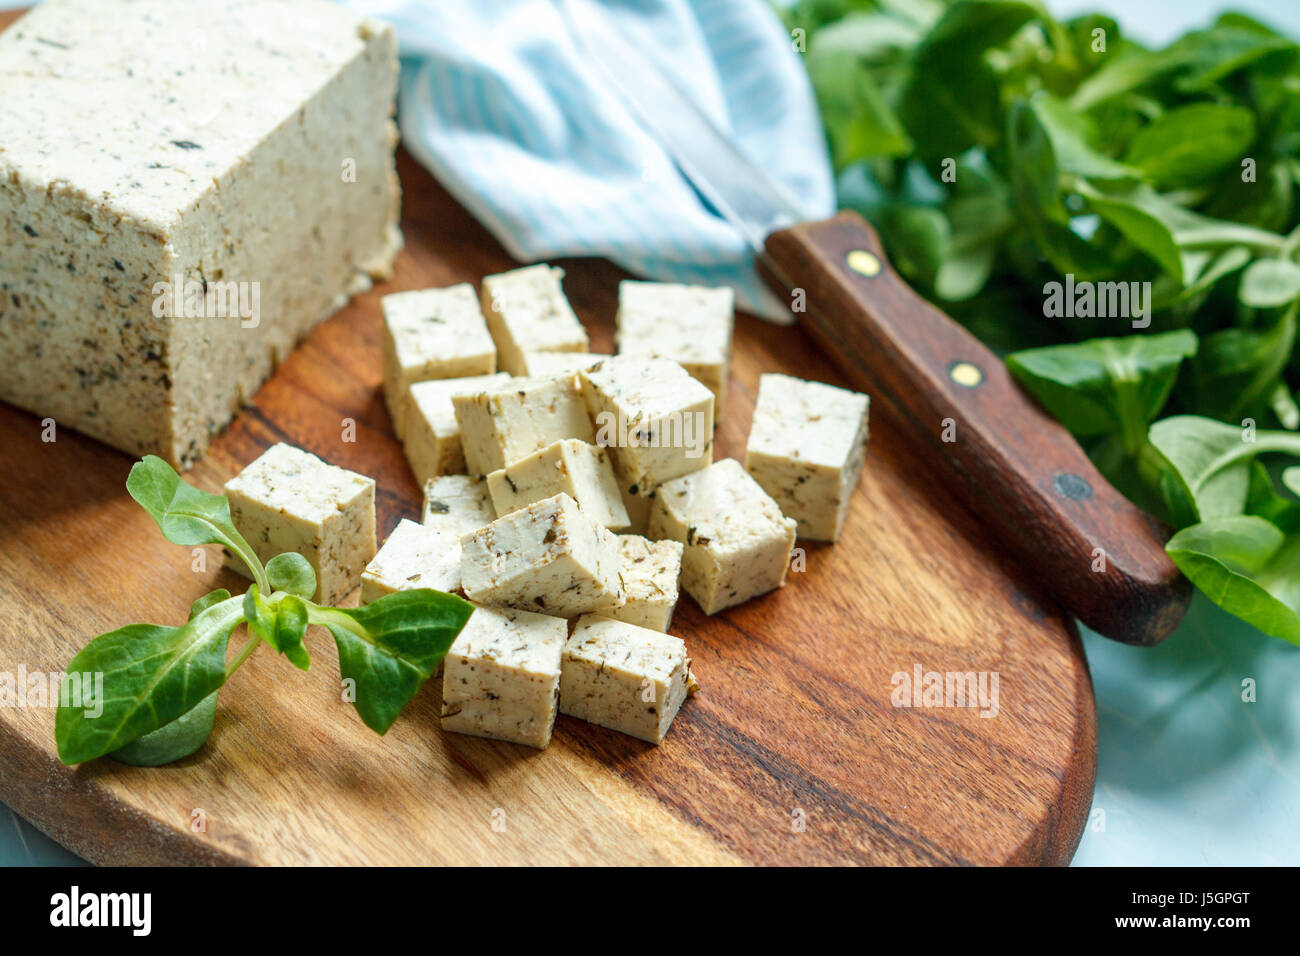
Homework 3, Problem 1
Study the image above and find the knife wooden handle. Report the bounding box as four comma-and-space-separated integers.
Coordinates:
763, 211, 1190, 645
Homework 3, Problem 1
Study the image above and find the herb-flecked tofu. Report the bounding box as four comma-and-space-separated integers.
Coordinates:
615, 280, 734, 419
421, 474, 496, 536
0, 0, 402, 468
487, 439, 630, 531
403, 372, 511, 483
593, 535, 684, 632
459, 493, 625, 616
560, 614, 693, 744
744, 373, 870, 542
518, 351, 610, 378
578, 355, 714, 518
380, 284, 496, 440
480, 264, 588, 376
224, 443, 376, 605
441, 605, 566, 749
452, 373, 596, 476
649, 458, 796, 615
360, 519, 463, 604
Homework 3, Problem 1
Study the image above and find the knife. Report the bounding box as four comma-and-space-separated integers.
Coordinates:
561, 0, 1191, 646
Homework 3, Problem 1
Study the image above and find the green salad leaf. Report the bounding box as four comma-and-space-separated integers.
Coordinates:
309, 591, 475, 734
266, 551, 317, 600
1031, 95, 1141, 183
244, 586, 311, 671
788, 0, 1300, 641
127, 456, 268, 592
1246, 461, 1300, 532
189, 589, 232, 620
1239, 259, 1300, 308
1123, 103, 1255, 189
110, 691, 220, 767
1008, 329, 1197, 445
1182, 304, 1297, 422
56, 460, 474, 765
1149, 415, 1300, 523
55, 596, 244, 765
1007, 330, 1196, 506
898, 0, 1039, 159
1166, 517, 1300, 644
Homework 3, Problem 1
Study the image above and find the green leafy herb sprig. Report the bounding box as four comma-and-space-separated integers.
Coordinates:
789, 0, 1300, 641
55, 456, 474, 766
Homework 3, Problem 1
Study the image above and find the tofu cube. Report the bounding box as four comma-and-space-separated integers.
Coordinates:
481, 264, 589, 376
579, 356, 714, 514
519, 351, 610, 377
224, 443, 376, 605
745, 373, 870, 542
595, 535, 684, 632
380, 284, 496, 440
616, 281, 734, 419
560, 615, 692, 744
422, 475, 496, 536
360, 519, 463, 604
487, 439, 630, 531
403, 372, 511, 483
460, 493, 624, 616
0, 0, 401, 468
441, 605, 566, 749
453, 374, 596, 476
649, 458, 796, 615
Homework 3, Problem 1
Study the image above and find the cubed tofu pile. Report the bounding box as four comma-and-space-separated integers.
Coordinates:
220, 264, 870, 751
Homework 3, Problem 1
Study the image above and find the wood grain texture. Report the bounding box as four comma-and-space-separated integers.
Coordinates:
0, 9, 1094, 864
764, 212, 1191, 646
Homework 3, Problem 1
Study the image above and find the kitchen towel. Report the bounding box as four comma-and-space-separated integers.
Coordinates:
339, 0, 835, 320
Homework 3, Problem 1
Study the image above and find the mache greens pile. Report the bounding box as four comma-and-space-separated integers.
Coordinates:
784, 0, 1300, 642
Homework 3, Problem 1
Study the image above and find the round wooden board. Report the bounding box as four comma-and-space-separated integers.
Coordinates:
0, 16, 1094, 861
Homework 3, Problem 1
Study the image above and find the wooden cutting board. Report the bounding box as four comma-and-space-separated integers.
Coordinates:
0, 9, 1094, 866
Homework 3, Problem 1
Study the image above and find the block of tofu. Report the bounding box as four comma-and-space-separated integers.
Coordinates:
441, 605, 565, 749
0, 0, 401, 468
480, 265, 588, 376
487, 440, 629, 530
594, 536, 684, 632
745, 374, 870, 542
519, 351, 610, 377
380, 284, 496, 440
403, 372, 511, 483
460, 493, 624, 616
422, 475, 495, 536
224, 443, 377, 605
360, 519, 463, 604
649, 458, 797, 615
579, 356, 714, 514
452, 374, 596, 476
560, 615, 692, 744
615, 281, 734, 419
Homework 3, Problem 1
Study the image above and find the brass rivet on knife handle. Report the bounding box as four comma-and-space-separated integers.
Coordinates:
846, 249, 882, 277
762, 210, 1192, 646
948, 362, 984, 388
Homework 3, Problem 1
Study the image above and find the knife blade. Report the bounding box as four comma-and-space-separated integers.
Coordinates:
561, 0, 1191, 645
561, 0, 808, 253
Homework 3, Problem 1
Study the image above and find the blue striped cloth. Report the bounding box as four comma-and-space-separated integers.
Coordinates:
340, 0, 834, 320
